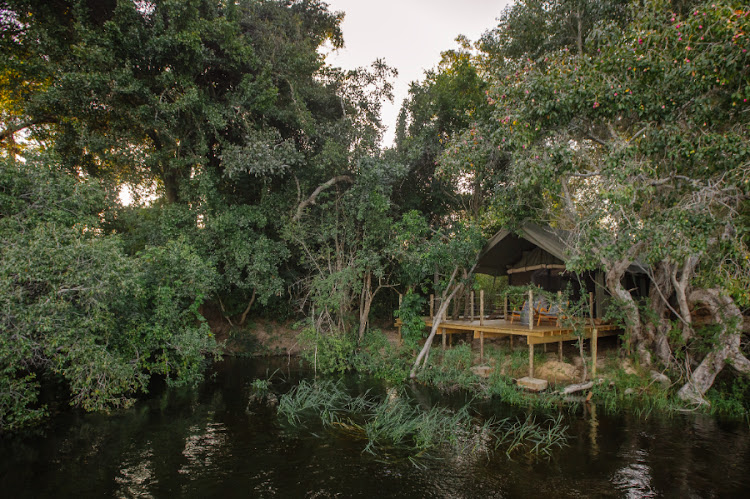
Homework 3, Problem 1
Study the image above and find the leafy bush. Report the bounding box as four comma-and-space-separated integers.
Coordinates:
353, 329, 411, 383
298, 326, 356, 375
394, 291, 426, 350
0, 156, 221, 430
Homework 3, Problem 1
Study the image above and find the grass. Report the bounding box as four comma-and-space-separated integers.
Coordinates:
275, 379, 570, 463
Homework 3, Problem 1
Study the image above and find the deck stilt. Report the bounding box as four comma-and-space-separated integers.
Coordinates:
592, 328, 598, 376
558, 340, 563, 361
442, 328, 446, 350
529, 343, 534, 377
480, 331, 484, 363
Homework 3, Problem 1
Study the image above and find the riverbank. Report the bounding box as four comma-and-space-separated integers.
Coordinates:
216, 320, 750, 420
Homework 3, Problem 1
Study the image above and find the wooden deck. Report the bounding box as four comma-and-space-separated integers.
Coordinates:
423, 317, 619, 345
396, 316, 620, 379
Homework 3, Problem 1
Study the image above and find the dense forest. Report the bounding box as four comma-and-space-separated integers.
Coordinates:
1, 0, 749, 430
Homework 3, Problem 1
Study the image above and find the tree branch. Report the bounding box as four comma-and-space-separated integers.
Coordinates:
0, 117, 56, 142
292, 175, 354, 222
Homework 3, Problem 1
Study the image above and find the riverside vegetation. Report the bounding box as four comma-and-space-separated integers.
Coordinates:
2, 0, 750, 432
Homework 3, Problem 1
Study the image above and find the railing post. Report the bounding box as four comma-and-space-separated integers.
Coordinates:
479, 289, 485, 326
470, 291, 475, 321
528, 289, 534, 331
589, 291, 594, 320
504, 295, 508, 320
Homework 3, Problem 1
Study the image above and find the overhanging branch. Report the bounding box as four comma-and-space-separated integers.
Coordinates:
292, 175, 354, 222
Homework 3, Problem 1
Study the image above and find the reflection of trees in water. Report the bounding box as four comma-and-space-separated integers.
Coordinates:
55, 388, 229, 497
609, 413, 750, 497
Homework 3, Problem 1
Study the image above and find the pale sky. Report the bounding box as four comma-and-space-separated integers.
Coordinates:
323, 0, 512, 147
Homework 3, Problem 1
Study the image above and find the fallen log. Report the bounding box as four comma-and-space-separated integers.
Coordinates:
562, 381, 594, 395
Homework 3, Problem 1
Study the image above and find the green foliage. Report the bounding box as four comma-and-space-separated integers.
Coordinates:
0, 156, 220, 430
352, 329, 411, 384
391, 211, 485, 293
276, 379, 569, 462
394, 291, 426, 349
298, 326, 356, 375
706, 374, 750, 418
418, 344, 480, 389
590, 367, 676, 417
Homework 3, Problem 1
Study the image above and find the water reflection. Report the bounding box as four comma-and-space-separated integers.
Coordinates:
115, 444, 156, 498
179, 419, 228, 477
612, 448, 655, 497
2, 358, 750, 498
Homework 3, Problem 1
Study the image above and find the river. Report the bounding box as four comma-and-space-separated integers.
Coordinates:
1, 357, 749, 497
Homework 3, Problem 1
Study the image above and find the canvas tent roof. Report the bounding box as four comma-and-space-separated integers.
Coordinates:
475, 222, 647, 276
506, 247, 566, 274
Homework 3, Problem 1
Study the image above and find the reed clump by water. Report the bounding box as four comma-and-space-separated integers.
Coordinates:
276, 379, 569, 462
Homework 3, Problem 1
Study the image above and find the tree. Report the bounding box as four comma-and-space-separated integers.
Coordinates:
0, 0, 345, 203
389, 211, 485, 378
483, 0, 750, 403
393, 39, 493, 220
479, 0, 632, 61
287, 157, 403, 342
0, 154, 220, 430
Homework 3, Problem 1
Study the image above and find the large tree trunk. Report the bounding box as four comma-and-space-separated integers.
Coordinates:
677, 289, 750, 405
605, 256, 648, 365
671, 256, 699, 342
647, 261, 675, 365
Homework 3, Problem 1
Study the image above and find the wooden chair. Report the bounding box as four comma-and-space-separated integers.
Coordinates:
508, 301, 526, 324
535, 301, 569, 326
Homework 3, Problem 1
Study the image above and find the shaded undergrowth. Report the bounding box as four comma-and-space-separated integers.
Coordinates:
275, 379, 569, 464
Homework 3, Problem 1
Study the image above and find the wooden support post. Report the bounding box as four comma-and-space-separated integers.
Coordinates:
480, 331, 485, 363
528, 289, 534, 331
529, 343, 535, 378
592, 328, 598, 376
430, 294, 434, 318
504, 295, 508, 320
589, 292, 594, 320
558, 340, 563, 362
470, 291, 475, 321
449, 331, 453, 347
479, 290, 485, 326
543, 343, 547, 353
442, 328, 446, 350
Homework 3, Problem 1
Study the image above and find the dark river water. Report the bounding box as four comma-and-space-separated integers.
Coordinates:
2, 357, 749, 498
